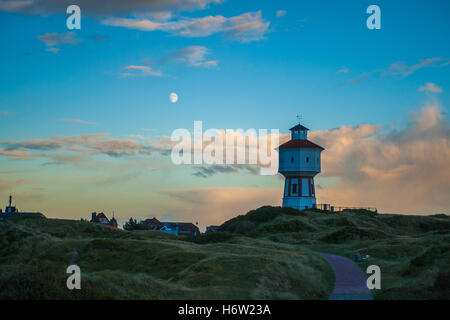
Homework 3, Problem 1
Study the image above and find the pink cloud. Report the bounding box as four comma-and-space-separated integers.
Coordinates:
310, 105, 450, 214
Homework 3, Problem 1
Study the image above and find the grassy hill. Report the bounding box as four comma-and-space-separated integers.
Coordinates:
0, 215, 333, 300
0, 206, 448, 300
220, 206, 450, 299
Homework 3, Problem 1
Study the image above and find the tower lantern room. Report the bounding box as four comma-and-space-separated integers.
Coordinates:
5, 194, 17, 213
278, 123, 324, 210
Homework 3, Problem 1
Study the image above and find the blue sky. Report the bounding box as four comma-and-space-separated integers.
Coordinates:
0, 0, 449, 227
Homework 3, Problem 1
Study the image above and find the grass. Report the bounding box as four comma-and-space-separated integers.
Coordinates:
220, 206, 450, 299
0, 215, 333, 300
1, 206, 448, 300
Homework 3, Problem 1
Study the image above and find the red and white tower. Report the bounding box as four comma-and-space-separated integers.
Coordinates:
278, 123, 324, 209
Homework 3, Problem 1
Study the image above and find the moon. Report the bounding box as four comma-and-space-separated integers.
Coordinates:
169, 92, 178, 103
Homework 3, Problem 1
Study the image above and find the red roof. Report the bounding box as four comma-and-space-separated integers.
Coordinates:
96, 212, 109, 220
278, 139, 324, 150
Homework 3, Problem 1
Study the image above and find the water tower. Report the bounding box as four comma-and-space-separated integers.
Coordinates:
278, 123, 324, 209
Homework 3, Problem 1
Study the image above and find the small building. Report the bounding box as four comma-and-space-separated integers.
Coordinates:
278, 123, 325, 210
159, 222, 200, 236
90, 212, 118, 228
0, 194, 45, 221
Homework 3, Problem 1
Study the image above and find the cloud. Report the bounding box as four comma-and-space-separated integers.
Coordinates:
121, 65, 162, 77
45, 47, 60, 54
0, 1, 31, 12
151, 11, 173, 21
0, 133, 172, 161
385, 58, 442, 77
37, 32, 82, 46
59, 119, 97, 125
0, 110, 14, 115
0, 170, 30, 174
41, 153, 91, 167
170, 128, 283, 176
37, 32, 82, 53
419, 82, 442, 93
344, 57, 448, 85
192, 164, 259, 178
119, 45, 217, 78
0, 148, 38, 160
171, 46, 217, 67
345, 72, 369, 84
88, 35, 108, 42
102, 11, 270, 42
276, 10, 286, 17
309, 104, 450, 213
0, 0, 223, 16
337, 67, 349, 74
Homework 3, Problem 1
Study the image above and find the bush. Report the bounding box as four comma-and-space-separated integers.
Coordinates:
319, 226, 391, 243
123, 218, 152, 231
245, 206, 282, 223
220, 206, 306, 234
431, 214, 448, 219
252, 219, 315, 234
235, 221, 256, 234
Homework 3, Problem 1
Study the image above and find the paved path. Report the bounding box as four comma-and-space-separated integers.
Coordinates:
319, 252, 373, 300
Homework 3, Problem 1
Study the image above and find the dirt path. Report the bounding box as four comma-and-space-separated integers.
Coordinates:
319, 252, 373, 300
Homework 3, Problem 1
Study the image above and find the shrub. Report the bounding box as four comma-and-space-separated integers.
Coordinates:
235, 221, 256, 234
245, 206, 281, 223
123, 218, 152, 231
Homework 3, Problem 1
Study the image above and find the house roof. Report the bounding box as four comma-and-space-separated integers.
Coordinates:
164, 222, 199, 233
177, 223, 199, 233
278, 139, 325, 150
96, 212, 109, 220
289, 124, 309, 131
142, 217, 161, 225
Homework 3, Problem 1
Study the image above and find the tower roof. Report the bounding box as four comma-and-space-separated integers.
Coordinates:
278, 139, 324, 150
289, 124, 309, 131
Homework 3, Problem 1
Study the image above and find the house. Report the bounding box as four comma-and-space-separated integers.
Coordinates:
141, 217, 163, 230
159, 222, 200, 236
0, 195, 45, 221
206, 225, 220, 234
177, 223, 200, 236
90, 212, 118, 228
160, 222, 178, 235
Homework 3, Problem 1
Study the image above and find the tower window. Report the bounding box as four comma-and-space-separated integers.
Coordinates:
306, 157, 309, 163
290, 157, 294, 163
